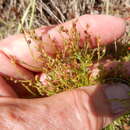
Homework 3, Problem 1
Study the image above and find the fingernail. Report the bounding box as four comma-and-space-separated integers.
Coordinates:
104, 83, 130, 115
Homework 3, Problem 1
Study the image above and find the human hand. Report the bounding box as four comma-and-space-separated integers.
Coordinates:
0, 15, 130, 130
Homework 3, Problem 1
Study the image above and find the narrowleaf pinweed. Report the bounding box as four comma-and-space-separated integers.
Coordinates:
7, 22, 130, 98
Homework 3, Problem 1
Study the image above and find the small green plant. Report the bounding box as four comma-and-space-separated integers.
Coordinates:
6, 22, 130, 99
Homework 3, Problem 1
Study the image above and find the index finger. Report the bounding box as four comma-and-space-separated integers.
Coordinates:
0, 15, 126, 73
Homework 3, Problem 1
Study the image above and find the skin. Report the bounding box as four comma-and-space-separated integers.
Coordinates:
0, 14, 129, 130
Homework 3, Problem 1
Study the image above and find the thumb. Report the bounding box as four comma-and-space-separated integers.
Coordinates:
39, 83, 130, 129
42, 84, 130, 130
0, 83, 129, 129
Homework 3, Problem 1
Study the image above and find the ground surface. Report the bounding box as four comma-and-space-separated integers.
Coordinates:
0, 0, 130, 129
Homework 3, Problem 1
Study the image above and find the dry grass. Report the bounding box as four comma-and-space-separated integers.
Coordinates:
0, 0, 130, 35
0, 0, 130, 129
